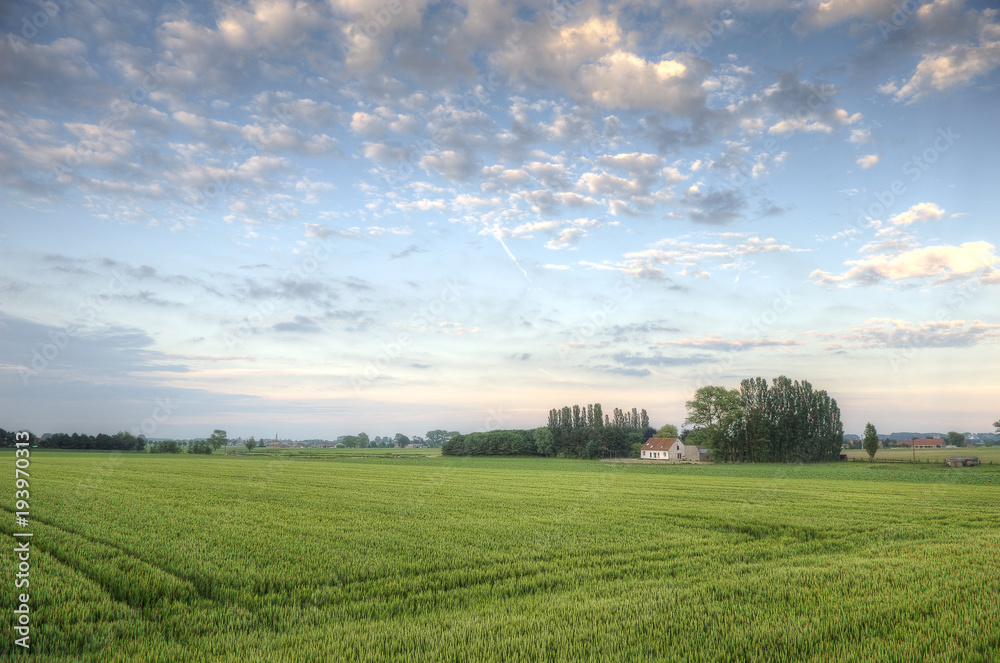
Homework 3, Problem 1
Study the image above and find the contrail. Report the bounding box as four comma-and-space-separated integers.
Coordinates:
494, 233, 532, 283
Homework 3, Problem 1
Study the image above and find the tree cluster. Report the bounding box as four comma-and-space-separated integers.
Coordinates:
335, 430, 458, 448
188, 441, 214, 454
686, 377, 844, 462
0, 429, 37, 447
150, 440, 182, 454
36, 430, 146, 451
442, 429, 540, 456
442, 404, 652, 458
546, 404, 651, 459
945, 431, 966, 447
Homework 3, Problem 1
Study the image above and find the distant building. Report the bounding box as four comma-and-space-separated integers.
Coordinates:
641, 437, 708, 461
911, 437, 944, 449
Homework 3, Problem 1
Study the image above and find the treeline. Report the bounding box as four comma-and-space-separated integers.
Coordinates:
334, 431, 459, 448
36, 431, 146, 451
545, 404, 651, 458
442, 404, 652, 459
687, 376, 844, 462
148, 440, 215, 454
442, 429, 540, 456
0, 429, 37, 447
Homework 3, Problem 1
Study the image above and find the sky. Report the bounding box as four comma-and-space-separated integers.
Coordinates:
1, 0, 998, 440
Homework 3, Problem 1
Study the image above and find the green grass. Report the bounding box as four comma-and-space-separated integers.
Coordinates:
2, 451, 998, 661
244, 446, 442, 458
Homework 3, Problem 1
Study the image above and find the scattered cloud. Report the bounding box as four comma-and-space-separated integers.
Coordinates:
878, 8, 1000, 103
888, 202, 954, 226
857, 154, 880, 169
812, 241, 1000, 287
653, 333, 802, 351
821, 318, 1000, 351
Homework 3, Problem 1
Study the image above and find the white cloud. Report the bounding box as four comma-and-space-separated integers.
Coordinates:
350, 112, 387, 138
578, 51, 708, 114
811, 241, 1000, 286
596, 152, 663, 172
880, 7, 1000, 102
584, 233, 801, 279
822, 318, 1000, 350
857, 154, 880, 169
653, 333, 802, 351
795, 0, 898, 32
849, 128, 871, 146
888, 202, 952, 226
508, 220, 562, 238
769, 108, 861, 135
419, 150, 478, 182
579, 171, 643, 197
546, 228, 587, 249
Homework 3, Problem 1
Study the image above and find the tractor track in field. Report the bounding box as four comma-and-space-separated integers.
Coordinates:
0, 505, 213, 604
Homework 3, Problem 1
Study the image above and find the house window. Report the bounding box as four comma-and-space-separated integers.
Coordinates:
676, 453, 681, 460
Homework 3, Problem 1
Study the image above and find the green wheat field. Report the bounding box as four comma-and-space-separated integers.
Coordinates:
3, 450, 999, 662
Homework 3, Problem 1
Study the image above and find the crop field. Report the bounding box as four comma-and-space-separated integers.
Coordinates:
2, 452, 999, 662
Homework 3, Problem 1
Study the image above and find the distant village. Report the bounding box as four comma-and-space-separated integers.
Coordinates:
841, 432, 998, 449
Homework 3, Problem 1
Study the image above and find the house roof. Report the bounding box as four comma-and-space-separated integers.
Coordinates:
642, 437, 679, 451
912, 437, 943, 446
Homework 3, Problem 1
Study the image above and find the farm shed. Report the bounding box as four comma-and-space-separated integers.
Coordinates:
911, 437, 944, 449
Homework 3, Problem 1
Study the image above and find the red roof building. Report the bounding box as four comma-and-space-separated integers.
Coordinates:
911, 437, 944, 449
641, 437, 708, 461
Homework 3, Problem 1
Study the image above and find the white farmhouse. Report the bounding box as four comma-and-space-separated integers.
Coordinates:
640, 437, 708, 461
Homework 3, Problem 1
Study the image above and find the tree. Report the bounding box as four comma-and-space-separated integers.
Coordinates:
394, 433, 410, 448
425, 430, 459, 447
655, 424, 678, 438
534, 427, 555, 456
208, 429, 228, 450
863, 423, 879, 462
113, 430, 143, 451
189, 441, 213, 454
244, 436, 256, 452
685, 386, 740, 461
994, 419, 1000, 434
150, 440, 180, 454
685, 386, 740, 429
356, 432, 370, 447
945, 431, 965, 447
689, 376, 843, 463
685, 428, 713, 453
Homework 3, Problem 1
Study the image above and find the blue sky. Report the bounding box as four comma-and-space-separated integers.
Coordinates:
1, 0, 998, 439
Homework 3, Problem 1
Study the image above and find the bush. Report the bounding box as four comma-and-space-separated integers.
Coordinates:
188, 441, 213, 455
149, 440, 181, 454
